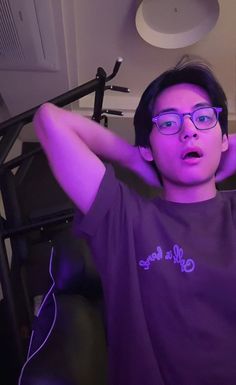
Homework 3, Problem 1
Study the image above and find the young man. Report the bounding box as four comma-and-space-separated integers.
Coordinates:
34, 62, 236, 385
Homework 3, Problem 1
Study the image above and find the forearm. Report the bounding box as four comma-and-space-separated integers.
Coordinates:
35, 102, 135, 168
216, 133, 236, 183
34, 103, 161, 187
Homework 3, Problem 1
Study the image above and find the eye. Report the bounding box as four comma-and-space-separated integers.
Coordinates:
160, 120, 177, 128
157, 114, 179, 129
193, 108, 215, 125
196, 115, 211, 122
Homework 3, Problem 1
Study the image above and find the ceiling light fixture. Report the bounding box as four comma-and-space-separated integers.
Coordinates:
135, 0, 220, 49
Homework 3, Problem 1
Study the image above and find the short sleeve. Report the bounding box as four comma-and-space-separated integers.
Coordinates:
73, 164, 121, 237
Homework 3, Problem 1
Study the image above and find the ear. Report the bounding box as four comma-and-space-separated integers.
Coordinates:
139, 146, 154, 162
221, 134, 229, 153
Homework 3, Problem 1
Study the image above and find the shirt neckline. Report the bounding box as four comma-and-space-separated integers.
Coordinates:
155, 190, 222, 209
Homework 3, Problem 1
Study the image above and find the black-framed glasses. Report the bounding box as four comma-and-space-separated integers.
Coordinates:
152, 107, 222, 135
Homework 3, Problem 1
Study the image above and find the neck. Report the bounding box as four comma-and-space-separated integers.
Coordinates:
162, 177, 217, 203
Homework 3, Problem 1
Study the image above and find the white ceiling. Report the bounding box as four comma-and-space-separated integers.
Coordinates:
0, 0, 236, 143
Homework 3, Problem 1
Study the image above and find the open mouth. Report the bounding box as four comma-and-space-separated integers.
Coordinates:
182, 149, 203, 160
184, 151, 201, 159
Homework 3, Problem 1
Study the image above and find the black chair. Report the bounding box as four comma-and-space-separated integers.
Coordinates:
18, 228, 107, 385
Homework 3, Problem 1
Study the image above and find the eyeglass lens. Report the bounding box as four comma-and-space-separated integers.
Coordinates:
155, 107, 218, 134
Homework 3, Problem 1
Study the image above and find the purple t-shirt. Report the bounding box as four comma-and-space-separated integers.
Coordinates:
74, 165, 236, 385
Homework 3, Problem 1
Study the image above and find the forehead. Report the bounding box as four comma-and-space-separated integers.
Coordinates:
153, 83, 211, 113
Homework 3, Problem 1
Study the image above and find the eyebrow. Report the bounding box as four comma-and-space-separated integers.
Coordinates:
157, 102, 212, 114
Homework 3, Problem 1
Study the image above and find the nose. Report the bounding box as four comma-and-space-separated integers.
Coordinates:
179, 114, 199, 141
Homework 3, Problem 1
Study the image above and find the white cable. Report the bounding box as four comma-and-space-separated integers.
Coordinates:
18, 246, 58, 385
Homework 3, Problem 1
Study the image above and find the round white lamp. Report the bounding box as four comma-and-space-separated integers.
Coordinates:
135, 0, 220, 49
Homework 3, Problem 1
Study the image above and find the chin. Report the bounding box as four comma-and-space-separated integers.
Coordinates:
165, 173, 216, 187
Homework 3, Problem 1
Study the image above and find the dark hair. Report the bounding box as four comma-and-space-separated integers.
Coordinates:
134, 60, 228, 147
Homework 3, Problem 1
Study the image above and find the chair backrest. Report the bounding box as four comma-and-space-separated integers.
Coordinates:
18, 229, 107, 385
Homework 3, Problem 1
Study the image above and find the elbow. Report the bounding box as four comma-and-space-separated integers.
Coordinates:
33, 102, 56, 138
33, 102, 54, 125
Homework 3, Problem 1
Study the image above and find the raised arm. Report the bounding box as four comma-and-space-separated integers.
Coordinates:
34, 103, 160, 214
216, 133, 236, 183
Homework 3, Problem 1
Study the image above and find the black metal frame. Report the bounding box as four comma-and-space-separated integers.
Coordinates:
0, 58, 126, 372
